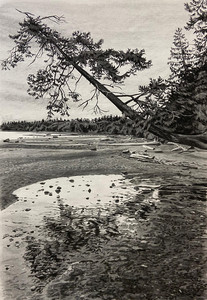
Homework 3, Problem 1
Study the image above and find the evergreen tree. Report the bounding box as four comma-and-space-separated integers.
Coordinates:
185, 0, 207, 68
1, 11, 151, 118
2, 7, 207, 148
168, 28, 194, 82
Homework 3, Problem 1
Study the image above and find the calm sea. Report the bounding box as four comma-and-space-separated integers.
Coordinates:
0, 131, 62, 141
0, 131, 100, 141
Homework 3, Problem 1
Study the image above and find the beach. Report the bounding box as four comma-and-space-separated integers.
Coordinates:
0, 133, 207, 299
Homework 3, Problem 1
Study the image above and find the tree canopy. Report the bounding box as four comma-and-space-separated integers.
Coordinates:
2, 1, 207, 149
2, 11, 151, 117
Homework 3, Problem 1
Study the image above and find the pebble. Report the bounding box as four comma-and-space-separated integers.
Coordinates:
3, 234, 9, 239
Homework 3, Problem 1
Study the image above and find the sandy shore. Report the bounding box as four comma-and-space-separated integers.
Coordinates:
0, 134, 206, 209
0, 134, 207, 299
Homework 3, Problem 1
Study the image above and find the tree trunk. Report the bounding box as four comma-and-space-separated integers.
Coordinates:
53, 40, 137, 119
50, 39, 207, 150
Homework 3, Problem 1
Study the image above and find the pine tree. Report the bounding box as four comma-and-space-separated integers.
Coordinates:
185, 0, 207, 68
168, 28, 194, 82
2, 9, 207, 148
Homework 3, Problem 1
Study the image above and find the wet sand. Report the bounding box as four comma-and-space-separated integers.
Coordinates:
0, 134, 207, 299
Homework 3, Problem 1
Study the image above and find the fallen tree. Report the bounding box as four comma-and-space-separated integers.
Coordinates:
2, 7, 207, 149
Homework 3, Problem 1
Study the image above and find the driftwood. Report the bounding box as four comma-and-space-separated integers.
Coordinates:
171, 133, 207, 150
13, 18, 207, 150
146, 124, 207, 150
55, 43, 207, 149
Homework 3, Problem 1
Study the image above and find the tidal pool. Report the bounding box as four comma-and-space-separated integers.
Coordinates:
2, 174, 206, 300
0, 174, 142, 299
0, 174, 163, 299
12, 174, 138, 218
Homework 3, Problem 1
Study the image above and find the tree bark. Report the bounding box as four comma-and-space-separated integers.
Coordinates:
52, 40, 137, 119
48, 38, 207, 150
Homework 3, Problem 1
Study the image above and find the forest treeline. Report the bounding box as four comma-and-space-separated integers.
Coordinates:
0, 115, 146, 136
1, 1, 207, 148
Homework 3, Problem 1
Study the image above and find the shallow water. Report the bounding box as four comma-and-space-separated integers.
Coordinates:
0, 131, 110, 142
0, 131, 48, 141
1, 174, 206, 300
0, 174, 142, 299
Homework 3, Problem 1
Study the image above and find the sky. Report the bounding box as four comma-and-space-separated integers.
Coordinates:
0, 0, 191, 122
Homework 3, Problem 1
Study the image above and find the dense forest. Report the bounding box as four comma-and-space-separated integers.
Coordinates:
1, 115, 146, 136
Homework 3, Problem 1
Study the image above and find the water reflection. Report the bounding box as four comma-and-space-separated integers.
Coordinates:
1, 175, 206, 300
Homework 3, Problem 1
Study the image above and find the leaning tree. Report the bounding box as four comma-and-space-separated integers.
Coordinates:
2, 6, 207, 149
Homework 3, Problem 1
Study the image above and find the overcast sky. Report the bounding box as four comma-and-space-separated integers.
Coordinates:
0, 0, 191, 122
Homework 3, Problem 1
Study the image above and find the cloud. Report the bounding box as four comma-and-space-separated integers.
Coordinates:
0, 0, 189, 121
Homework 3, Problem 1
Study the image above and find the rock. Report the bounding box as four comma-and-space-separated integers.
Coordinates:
122, 149, 130, 154
121, 171, 128, 175
3, 234, 9, 239
132, 246, 145, 251
31, 286, 36, 291
3, 138, 10, 142
141, 264, 148, 268
25, 208, 31, 212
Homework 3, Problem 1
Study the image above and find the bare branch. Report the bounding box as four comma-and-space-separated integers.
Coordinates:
39, 15, 66, 24
28, 42, 46, 66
